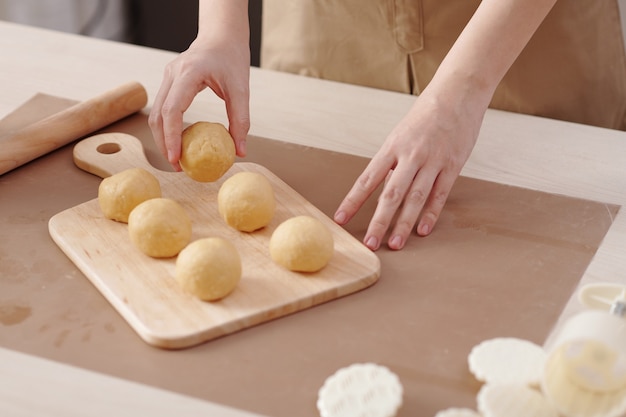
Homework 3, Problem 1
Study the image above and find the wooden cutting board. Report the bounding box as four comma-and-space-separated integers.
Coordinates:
48, 133, 380, 349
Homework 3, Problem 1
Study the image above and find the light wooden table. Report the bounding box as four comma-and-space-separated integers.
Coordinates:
1, 20, 625, 416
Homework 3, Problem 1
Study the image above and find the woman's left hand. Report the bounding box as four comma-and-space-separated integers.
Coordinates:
333, 88, 487, 251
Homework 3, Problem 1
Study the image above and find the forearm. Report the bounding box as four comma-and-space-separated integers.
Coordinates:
197, 0, 249, 45
428, 0, 558, 104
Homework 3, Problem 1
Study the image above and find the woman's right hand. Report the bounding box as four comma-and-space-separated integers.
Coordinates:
149, 0, 250, 170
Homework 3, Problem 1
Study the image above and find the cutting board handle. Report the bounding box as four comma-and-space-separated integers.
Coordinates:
73, 132, 156, 179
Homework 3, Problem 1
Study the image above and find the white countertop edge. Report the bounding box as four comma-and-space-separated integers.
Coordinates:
0, 346, 268, 417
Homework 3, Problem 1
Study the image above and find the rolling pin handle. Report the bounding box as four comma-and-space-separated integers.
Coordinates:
0, 81, 148, 176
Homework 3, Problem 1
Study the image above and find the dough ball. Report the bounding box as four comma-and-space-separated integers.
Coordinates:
269, 215, 334, 272
179, 121, 235, 182
128, 198, 192, 258
218, 171, 276, 232
98, 167, 161, 223
175, 237, 242, 301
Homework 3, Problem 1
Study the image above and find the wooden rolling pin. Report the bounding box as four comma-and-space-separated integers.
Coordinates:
0, 81, 148, 176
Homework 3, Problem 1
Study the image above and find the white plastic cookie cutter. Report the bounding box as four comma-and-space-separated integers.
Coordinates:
541, 282, 626, 417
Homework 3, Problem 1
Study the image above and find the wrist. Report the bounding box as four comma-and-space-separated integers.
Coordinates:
421, 69, 493, 123
197, 0, 249, 44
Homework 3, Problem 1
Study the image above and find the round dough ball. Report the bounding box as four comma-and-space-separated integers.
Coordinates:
98, 167, 161, 223
179, 121, 236, 182
218, 171, 276, 232
269, 215, 334, 272
128, 198, 192, 258
175, 237, 242, 301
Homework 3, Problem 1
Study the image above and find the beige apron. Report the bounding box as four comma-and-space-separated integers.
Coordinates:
261, 0, 626, 131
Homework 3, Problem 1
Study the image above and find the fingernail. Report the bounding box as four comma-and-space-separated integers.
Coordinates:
167, 150, 175, 164
389, 235, 402, 249
419, 223, 430, 235
334, 210, 347, 224
238, 140, 247, 156
365, 236, 378, 250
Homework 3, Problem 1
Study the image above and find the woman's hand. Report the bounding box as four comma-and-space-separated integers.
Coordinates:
334, 87, 487, 251
149, 0, 250, 170
334, 0, 557, 251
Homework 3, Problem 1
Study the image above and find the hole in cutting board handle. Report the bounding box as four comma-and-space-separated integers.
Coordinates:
96, 142, 121, 155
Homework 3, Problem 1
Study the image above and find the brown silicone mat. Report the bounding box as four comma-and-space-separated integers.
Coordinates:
0, 101, 618, 416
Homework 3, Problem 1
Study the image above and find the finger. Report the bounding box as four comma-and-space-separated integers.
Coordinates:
362, 163, 418, 251
379, 170, 395, 204
224, 81, 250, 157
334, 154, 395, 226
160, 77, 204, 168
148, 72, 174, 162
416, 170, 457, 236
386, 167, 438, 250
